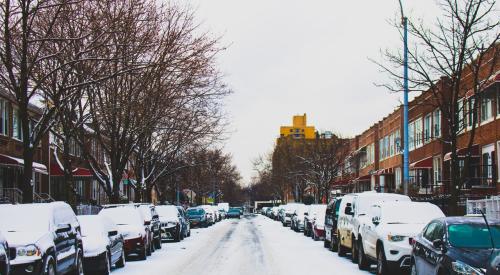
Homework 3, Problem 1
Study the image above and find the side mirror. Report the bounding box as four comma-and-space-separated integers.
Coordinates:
108, 230, 118, 237
344, 206, 353, 215
153, 215, 159, 219
144, 221, 151, 226
56, 223, 71, 234
372, 216, 380, 225
433, 239, 446, 251
304, 212, 308, 216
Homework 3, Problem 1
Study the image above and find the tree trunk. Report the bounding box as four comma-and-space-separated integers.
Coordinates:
21, 150, 34, 203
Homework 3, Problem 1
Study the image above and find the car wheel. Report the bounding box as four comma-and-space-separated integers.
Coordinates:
357, 240, 370, 270
155, 237, 162, 250
351, 238, 358, 263
323, 239, 329, 248
139, 244, 147, 260
188, 229, 191, 237
72, 251, 84, 275
43, 256, 56, 275
330, 235, 338, 252
101, 251, 111, 275
377, 245, 390, 275
338, 236, 347, 256
410, 259, 417, 275
116, 249, 126, 268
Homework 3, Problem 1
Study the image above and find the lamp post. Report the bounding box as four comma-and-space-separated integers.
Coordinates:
399, 0, 410, 195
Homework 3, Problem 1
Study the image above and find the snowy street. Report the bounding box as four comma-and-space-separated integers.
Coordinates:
114, 215, 372, 275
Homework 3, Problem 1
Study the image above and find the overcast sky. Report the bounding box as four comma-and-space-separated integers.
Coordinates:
190, 0, 441, 185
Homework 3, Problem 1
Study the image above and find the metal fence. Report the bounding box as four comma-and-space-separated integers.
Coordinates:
76, 204, 102, 215
466, 196, 500, 220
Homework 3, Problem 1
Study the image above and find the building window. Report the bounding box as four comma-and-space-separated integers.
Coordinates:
481, 94, 493, 123
482, 144, 495, 186
409, 121, 415, 151
395, 167, 402, 191
433, 109, 441, 138
468, 98, 478, 128
433, 156, 442, 186
458, 99, 465, 132
12, 108, 22, 141
395, 129, 401, 153
415, 117, 423, 148
0, 99, 7, 136
424, 114, 432, 143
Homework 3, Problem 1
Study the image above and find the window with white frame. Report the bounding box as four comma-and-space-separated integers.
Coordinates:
395, 167, 402, 190
409, 121, 415, 151
415, 117, 423, 148
424, 114, 431, 143
433, 156, 442, 186
0, 99, 7, 136
433, 109, 441, 138
395, 129, 401, 153
481, 94, 493, 122
468, 98, 478, 128
458, 99, 465, 132
389, 132, 395, 156
12, 107, 22, 140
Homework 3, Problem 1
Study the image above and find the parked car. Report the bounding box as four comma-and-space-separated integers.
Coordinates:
261, 207, 269, 216
99, 206, 150, 260
271, 206, 279, 220
200, 205, 216, 225
155, 205, 183, 242
277, 205, 286, 222
137, 204, 162, 250
340, 192, 410, 262
358, 201, 445, 274
304, 204, 326, 236
266, 207, 274, 218
324, 197, 342, 251
186, 207, 208, 228
336, 193, 358, 256
78, 215, 126, 274
218, 203, 230, 216
411, 216, 500, 275
291, 204, 308, 232
283, 203, 303, 227
312, 208, 327, 241
176, 206, 191, 238
0, 231, 9, 275
0, 202, 83, 275
487, 249, 500, 275
226, 207, 241, 219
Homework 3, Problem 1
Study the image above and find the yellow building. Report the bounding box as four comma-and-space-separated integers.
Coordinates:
280, 114, 316, 139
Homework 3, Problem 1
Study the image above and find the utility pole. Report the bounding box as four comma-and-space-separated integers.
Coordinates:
399, 0, 410, 195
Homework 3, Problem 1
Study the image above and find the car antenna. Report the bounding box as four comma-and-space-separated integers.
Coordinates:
480, 209, 496, 249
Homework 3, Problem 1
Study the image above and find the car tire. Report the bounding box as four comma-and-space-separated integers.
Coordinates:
351, 238, 358, 263
71, 251, 84, 275
357, 240, 370, 270
116, 249, 126, 268
188, 229, 191, 237
330, 235, 338, 252
139, 244, 147, 260
42, 256, 56, 275
155, 237, 162, 250
323, 239, 330, 248
338, 236, 347, 257
377, 245, 390, 275
101, 251, 111, 275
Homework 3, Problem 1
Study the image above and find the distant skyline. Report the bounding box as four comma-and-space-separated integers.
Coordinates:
190, 0, 440, 186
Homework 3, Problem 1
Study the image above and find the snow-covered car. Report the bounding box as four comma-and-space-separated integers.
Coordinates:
271, 206, 279, 220
291, 204, 308, 232
0, 231, 10, 275
341, 192, 410, 263
155, 205, 183, 242
78, 215, 126, 274
260, 207, 269, 215
357, 201, 445, 273
137, 204, 162, 250
337, 193, 358, 256
218, 203, 229, 218
211, 205, 221, 222
226, 207, 241, 219
324, 196, 342, 251
99, 206, 149, 260
186, 207, 208, 228
200, 205, 216, 225
312, 207, 327, 241
282, 203, 303, 227
303, 204, 326, 236
176, 206, 191, 238
0, 202, 83, 275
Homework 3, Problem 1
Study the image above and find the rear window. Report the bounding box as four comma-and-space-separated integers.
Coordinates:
448, 223, 500, 249
187, 208, 205, 215
0, 205, 51, 232
99, 207, 142, 226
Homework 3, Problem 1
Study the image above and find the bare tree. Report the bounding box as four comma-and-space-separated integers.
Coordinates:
374, 0, 499, 214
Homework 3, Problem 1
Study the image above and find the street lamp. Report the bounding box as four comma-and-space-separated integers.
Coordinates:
399, 0, 410, 195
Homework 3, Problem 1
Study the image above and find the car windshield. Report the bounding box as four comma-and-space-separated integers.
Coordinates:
155, 206, 179, 218
448, 223, 500, 249
78, 216, 105, 237
228, 208, 239, 213
334, 200, 342, 217
99, 207, 142, 226
382, 205, 444, 224
187, 208, 205, 216
0, 205, 50, 232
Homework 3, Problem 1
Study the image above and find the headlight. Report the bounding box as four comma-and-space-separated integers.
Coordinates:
452, 260, 484, 275
17, 244, 41, 257
387, 235, 405, 242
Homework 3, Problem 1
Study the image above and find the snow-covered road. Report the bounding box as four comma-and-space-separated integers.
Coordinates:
113, 215, 373, 275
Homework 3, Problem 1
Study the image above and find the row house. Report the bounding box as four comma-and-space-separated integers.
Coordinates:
334, 67, 500, 200
0, 90, 137, 205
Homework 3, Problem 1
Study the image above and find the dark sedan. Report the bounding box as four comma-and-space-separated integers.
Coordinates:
411, 216, 500, 275
226, 208, 241, 219
186, 208, 208, 228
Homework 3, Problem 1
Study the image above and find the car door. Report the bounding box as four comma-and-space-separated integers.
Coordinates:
107, 222, 121, 263
363, 205, 381, 257
414, 221, 439, 274
423, 221, 446, 275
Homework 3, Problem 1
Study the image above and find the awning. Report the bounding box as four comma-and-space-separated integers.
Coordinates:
374, 168, 394, 175
50, 162, 93, 177
410, 156, 433, 169
465, 73, 500, 97
0, 154, 48, 175
444, 145, 480, 162
355, 174, 371, 181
